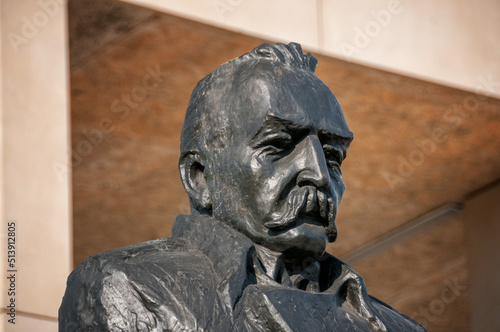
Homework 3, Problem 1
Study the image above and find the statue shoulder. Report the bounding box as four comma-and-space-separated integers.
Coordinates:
64, 238, 198, 289
59, 238, 229, 331
369, 295, 428, 331
320, 254, 427, 331
72, 237, 195, 273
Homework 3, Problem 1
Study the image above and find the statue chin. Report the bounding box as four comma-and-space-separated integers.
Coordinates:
264, 220, 329, 260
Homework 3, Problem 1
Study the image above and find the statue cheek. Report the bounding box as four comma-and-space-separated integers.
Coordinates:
329, 180, 345, 206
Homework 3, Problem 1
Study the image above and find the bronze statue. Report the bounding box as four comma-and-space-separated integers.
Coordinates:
59, 43, 426, 331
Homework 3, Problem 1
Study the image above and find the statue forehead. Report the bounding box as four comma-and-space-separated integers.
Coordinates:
223, 63, 352, 139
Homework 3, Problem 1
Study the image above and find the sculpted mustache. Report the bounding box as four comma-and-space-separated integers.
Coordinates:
263, 187, 335, 231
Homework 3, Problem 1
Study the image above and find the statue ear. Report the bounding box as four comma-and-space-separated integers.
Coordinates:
179, 152, 212, 211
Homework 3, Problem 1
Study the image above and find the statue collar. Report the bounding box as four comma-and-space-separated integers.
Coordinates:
171, 214, 388, 330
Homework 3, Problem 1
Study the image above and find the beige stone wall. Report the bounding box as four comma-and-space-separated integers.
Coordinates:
0, 3, 4, 331
1, 0, 71, 330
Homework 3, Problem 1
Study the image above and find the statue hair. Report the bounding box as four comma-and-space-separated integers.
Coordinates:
179, 42, 318, 158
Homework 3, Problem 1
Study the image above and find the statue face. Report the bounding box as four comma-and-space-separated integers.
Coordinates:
207, 64, 352, 258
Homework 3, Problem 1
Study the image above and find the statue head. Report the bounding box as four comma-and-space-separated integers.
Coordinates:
179, 42, 353, 259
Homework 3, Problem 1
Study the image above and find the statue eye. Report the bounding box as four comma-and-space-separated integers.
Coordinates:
259, 132, 293, 155
323, 145, 343, 170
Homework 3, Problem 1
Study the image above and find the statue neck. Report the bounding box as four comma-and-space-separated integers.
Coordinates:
254, 244, 321, 292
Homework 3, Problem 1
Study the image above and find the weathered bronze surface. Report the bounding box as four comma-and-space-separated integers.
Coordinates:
60, 43, 426, 331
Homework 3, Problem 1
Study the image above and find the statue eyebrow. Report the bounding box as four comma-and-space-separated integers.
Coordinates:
322, 141, 348, 162
250, 114, 292, 144
252, 114, 353, 148
318, 129, 353, 148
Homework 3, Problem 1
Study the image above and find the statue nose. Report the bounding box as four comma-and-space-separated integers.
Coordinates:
296, 134, 330, 189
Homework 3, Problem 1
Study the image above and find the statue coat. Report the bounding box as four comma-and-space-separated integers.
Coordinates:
59, 214, 426, 332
